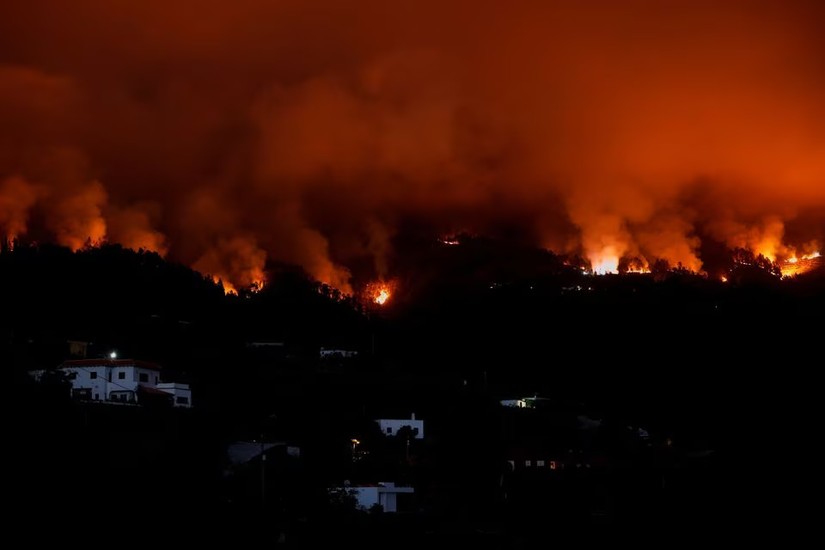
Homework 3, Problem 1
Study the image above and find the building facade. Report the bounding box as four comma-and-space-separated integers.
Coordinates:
34, 359, 192, 408
375, 414, 424, 439
345, 482, 415, 513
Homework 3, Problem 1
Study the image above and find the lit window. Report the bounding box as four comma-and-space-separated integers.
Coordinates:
537, 460, 545, 467
525, 460, 532, 467
549, 461, 557, 470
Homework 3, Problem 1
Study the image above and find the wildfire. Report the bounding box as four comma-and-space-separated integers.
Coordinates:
438, 236, 461, 246
366, 280, 396, 306
375, 287, 391, 304
622, 257, 651, 274
780, 251, 822, 278
589, 248, 619, 275
212, 275, 265, 296
213, 276, 238, 296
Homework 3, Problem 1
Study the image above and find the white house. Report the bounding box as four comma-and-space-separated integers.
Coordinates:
375, 413, 424, 439
500, 396, 553, 409
319, 348, 358, 359
345, 482, 414, 513
32, 359, 193, 408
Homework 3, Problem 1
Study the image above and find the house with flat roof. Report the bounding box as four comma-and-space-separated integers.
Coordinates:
31, 358, 192, 407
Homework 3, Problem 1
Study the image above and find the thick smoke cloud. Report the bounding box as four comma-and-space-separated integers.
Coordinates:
1, 1, 824, 287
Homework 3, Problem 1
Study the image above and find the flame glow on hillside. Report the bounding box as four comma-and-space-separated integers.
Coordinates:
780, 252, 822, 278
214, 277, 238, 296
366, 280, 396, 306
3, 3, 825, 290
589, 249, 619, 275
622, 258, 651, 275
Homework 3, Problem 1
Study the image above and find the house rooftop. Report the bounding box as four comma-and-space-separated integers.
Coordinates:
60, 359, 162, 371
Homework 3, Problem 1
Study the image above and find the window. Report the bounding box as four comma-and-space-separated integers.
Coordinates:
525, 460, 532, 467
118, 371, 125, 380
94, 393, 99, 400
537, 460, 545, 467
139, 373, 148, 382
176, 396, 189, 405
90, 371, 98, 379
154, 376, 158, 384
386, 427, 393, 434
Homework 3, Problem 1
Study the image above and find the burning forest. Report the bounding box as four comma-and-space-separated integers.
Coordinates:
2, 1, 825, 294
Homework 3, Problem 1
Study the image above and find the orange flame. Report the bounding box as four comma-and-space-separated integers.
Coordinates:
589, 247, 619, 274
374, 287, 391, 304
211, 275, 265, 295
780, 251, 822, 278
622, 257, 651, 274
366, 280, 396, 306
213, 275, 238, 296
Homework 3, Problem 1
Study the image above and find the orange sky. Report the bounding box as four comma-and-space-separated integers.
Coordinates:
2, 1, 824, 287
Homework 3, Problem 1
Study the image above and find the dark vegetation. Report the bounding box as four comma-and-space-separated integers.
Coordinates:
3, 239, 822, 545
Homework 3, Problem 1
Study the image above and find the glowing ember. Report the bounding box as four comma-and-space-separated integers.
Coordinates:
365, 280, 396, 306
720, 275, 728, 283
374, 287, 391, 304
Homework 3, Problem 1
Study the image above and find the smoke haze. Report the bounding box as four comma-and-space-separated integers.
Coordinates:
2, 1, 824, 287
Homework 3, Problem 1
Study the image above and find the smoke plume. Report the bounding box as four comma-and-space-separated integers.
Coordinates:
2, 1, 825, 287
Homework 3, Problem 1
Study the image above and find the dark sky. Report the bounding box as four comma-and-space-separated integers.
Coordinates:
2, 1, 825, 288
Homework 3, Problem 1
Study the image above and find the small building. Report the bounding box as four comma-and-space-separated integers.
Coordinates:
30, 358, 193, 408
319, 348, 358, 359
67, 340, 90, 358
156, 382, 193, 408
375, 413, 424, 439
346, 482, 415, 513
500, 395, 554, 409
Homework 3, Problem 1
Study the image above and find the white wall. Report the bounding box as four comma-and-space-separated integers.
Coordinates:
109, 366, 139, 393
349, 484, 413, 512
65, 364, 159, 401
59, 363, 190, 406
156, 383, 193, 408
351, 487, 380, 510
65, 366, 110, 401
376, 418, 424, 439
379, 492, 398, 513
135, 368, 159, 387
